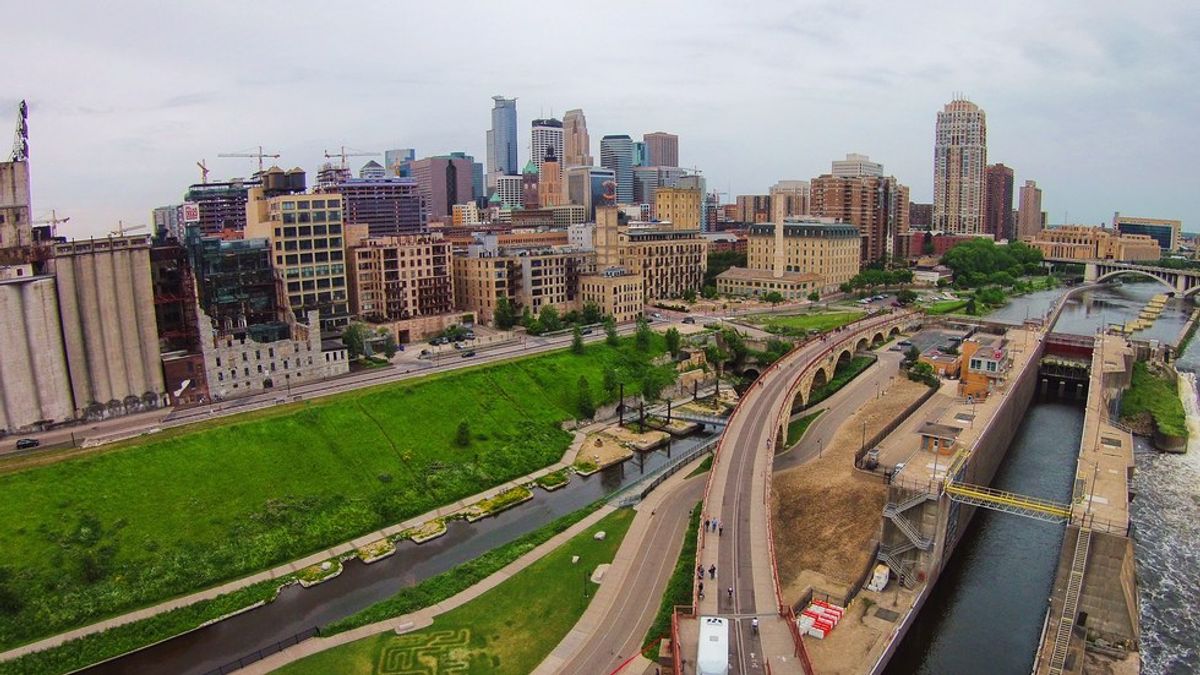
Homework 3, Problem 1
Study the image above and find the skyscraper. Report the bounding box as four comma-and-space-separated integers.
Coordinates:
1016, 180, 1043, 241
486, 96, 518, 191
600, 135, 634, 204
770, 181, 810, 219
563, 109, 593, 167
404, 155, 476, 221
831, 153, 883, 178
644, 132, 679, 167
539, 147, 564, 208
933, 98, 987, 234
983, 163, 1015, 240
531, 118, 564, 180
384, 149, 415, 176
809, 174, 909, 265
632, 141, 649, 168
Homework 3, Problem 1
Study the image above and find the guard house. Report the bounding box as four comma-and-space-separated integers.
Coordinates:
918, 421, 963, 456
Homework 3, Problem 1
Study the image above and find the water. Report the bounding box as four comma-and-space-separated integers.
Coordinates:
886, 402, 1083, 675
990, 283, 1191, 345
85, 430, 716, 675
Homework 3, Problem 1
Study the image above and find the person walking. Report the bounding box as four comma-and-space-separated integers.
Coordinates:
752, 617, 759, 635
699, 581, 704, 599
697, 564, 704, 580
727, 586, 734, 601
709, 564, 716, 579
704, 518, 710, 531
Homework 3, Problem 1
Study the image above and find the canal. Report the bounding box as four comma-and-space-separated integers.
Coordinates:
891, 281, 1198, 675
83, 429, 716, 675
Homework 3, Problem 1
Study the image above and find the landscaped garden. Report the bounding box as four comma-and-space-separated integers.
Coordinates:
0, 335, 675, 654
278, 508, 637, 675
786, 410, 824, 447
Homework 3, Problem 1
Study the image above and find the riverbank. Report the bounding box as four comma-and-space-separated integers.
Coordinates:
1121, 361, 1188, 452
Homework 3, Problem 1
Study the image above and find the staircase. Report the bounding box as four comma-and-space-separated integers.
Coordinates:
1048, 528, 1092, 675
877, 545, 918, 589
883, 507, 933, 551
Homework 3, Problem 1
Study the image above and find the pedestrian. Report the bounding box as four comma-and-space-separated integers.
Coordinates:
704, 518, 710, 531
752, 617, 759, 635
727, 586, 733, 600
699, 581, 704, 597
709, 564, 716, 579
697, 564, 704, 579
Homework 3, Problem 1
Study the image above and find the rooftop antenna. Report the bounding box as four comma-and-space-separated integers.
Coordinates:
10, 99, 28, 162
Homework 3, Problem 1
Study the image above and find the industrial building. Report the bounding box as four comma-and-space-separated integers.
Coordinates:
0, 264, 75, 432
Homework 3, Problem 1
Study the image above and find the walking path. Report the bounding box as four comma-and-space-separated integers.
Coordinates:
237, 505, 619, 674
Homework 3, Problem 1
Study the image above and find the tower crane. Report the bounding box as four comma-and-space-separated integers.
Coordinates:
196, 159, 210, 184
110, 221, 148, 237
32, 210, 69, 238
324, 146, 380, 170
217, 146, 280, 172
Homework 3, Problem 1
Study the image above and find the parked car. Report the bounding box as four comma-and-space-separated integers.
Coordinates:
683, 316, 696, 324
464, 332, 476, 340
454, 342, 464, 350
898, 340, 913, 347
461, 350, 476, 358
15, 438, 39, 450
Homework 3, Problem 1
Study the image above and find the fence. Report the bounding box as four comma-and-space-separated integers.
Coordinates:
853, 380, 940, 469
202, 626, 319, 675
609, 435, 719, 507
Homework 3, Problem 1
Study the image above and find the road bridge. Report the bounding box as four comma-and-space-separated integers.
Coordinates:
678, 310, 918, 674
1045, 257, 1200, 295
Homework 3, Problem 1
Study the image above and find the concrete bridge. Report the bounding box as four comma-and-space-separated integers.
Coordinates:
1046, 257, 1200, 295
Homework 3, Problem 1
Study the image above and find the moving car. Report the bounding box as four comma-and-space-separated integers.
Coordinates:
461, 350, 476, 358
15, 438, 40, 450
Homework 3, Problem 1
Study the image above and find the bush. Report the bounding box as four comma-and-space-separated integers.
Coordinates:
456, 421, 471, 447
643, 503, 701, 648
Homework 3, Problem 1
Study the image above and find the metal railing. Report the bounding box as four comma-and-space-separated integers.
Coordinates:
202, 626, 319, 675
944, 481, 1072, 523
609, 436, 719, 507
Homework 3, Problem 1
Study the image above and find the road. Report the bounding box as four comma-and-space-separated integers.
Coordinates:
698, 312, 911, 673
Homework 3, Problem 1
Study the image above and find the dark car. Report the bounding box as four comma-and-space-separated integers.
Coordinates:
682, 317, 696, 324
15, 438, 40, 450
581, 328, 593, 335
461, 350, 476, 358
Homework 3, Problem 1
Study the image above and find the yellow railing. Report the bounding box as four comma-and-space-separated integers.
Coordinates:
944, 481, 1072, 519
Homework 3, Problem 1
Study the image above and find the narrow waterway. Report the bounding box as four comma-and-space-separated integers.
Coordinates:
893, 280, 1198, 674
83, 429, 716, 675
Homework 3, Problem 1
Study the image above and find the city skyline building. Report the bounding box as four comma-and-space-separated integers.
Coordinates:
539, 147, 564, 207
644, 132, 679, 167
562, 109, 593, 168
565, 165, 616, 220
384, 148, 415, 176
403, 154, 476, 222
831, 153, 882, 178
770, 180, 810, 221
530, 118, 564, 181
984, 163, 1015, 240
359, 160, 386, 180
808, 174, 910, 264
933, 98, 988, 235
334, 176, 425, 237
486, 95, 518, 191
1016, 179, 1043, 241
600, 135, 635, 204
632, 141, 648, 168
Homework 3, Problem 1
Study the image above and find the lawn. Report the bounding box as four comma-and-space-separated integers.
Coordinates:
1120, 362, 1188, 438
642, 503, 700, 649
924, 299, 969, 315
806, 356, 875, 407
0, 337, 674, 652
278, 508, 637, 675
750, 310, 865, 336
786, 410, 825, 447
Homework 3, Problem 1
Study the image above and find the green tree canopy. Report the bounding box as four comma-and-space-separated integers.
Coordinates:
571, 325, 585, 354
665, 327, 682, 357
494, 297, 518, 329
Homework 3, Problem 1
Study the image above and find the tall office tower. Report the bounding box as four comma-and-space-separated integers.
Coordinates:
445, 151, 485, 205
384, 148, 416, 176
933, 98, 987, 234
1016, 180, 1043, 241
831, 153, 883, 177
404, 155, 476, 221
495, 175, 523, 209
644, 132, 679, 167
770, 180, 810, 219
486, 95, 518, 191
983, 163, 1015, 239
334, 176, 425, 237
531, 118, 564, 180
633, 165, 686, 208
809, 174, 909, 265
566, 166, 616, 219
563, 109, 593, 168
600, 135, 634, 204
539, 147, 564, 207
632, 141, 649, 167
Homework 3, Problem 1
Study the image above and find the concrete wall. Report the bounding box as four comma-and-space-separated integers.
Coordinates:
0, 275, 75, 432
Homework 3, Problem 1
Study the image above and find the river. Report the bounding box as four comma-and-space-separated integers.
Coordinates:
891, 281, 1198, 674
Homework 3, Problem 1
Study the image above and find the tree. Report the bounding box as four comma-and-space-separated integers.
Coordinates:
665, 327, 682, 357
604, 316, 620, 346
705, 344, 727, 370
538, 305, 562, 333
701, 285, 719, 300
494, 297, 518, 330
682, 288, 697, 303
571, 325, 585, 354
520, 306, 535, 329
807, 291, 820, 302
581, 301, 604, 325
763, 291, 785, 305
456, 420, 471, 447
936, 278, 951, 288
704, 250, 747, 287
342, 322, 370, 359
839, 282, 854, 294
965, 297, 978, 314
603, 367, 619, 395
904, 344, 920, 364
720, 329, 749, 367
577, 376, 595, 419
635, 317, 652, 351
378, 330, 398, 359
897, 289, 918, 305
641, 372, 663, 401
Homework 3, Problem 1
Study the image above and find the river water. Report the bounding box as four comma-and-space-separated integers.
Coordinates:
890, 281, 1199, 674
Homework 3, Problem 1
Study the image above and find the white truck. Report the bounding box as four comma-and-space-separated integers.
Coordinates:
697, 616, 730, 675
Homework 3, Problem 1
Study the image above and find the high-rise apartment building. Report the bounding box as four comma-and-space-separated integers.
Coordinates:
531, 118, 564, 181
486, 95, 518, 191
770, 181, 810, 221
736, 195, 772, 224
384, 148, 415, 176
347, 234, 454, 322
809, 174, 909, 264
910, 202, 933, 229
453, 238, 585, 323
644, 132, 679, 167
333, 177, 425, 237
933, 98, 987, 234
1016, 180, 1043, 241
593, 206, 707, 301
600, 135, 635, 204
152, 205, 183, 242
563, 109, 593, 167
831, 153, 883, 178
495, 175, 523, 209
404, 155, 476, 221
983, 164, 1015, 240
540, 148, 564, 207
676, 174, 709, 231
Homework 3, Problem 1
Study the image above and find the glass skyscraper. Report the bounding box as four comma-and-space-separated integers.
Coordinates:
486, 96, 518, 192
600, 135, 634, 204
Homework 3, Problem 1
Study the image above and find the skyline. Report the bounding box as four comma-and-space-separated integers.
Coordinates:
3, 0, 1197, 238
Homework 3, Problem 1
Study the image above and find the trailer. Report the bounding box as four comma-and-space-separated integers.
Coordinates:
697, 616, 730, 675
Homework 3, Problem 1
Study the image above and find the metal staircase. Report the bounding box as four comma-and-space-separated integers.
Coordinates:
877, 544, 918, 588
1048, 528, 1092, 675
888, 489, 932, 514
883, 506, 933, 551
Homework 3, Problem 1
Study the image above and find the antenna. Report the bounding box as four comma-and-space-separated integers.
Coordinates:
10, 99, 28, 162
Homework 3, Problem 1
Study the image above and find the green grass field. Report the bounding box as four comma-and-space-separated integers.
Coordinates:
786, 410, 824, 447
924, 299, 969, 315
0, 338, 673, 651
278, 508, 637, 675
807, 356, 874, 407
1121, 362, 1188, 438
750, 310, 865, 336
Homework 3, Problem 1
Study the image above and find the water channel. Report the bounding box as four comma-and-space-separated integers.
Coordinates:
84, 429, 717, 675
890, 281, 1198, 674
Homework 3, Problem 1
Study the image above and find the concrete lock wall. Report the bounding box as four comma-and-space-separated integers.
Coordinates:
0, 275, 75, 433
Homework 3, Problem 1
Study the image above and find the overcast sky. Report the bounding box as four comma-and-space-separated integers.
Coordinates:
4, 0, 1197, 237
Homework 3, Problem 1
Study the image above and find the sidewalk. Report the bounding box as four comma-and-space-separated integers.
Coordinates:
238, 505, 618, 674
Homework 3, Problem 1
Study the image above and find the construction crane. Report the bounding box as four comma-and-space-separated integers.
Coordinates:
110, 221, 148, 237
324, 146, 380, 170
10, 99, 28, 162
32, 210, 69, 238
217, 146, 280, 173
196, 159, 210, 184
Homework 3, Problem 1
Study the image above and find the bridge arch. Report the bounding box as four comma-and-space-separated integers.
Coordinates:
836, 348, 854, 368
889, 326, 901, 338
1094, 268, 1176, 293
855, 336, 870, 352
871, 331, 886, 347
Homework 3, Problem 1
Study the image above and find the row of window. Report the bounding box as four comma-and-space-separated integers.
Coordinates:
279, 211, 342, 225
274, 224, 343, 238
279, 199, 340, 211
276, 250, 344, 266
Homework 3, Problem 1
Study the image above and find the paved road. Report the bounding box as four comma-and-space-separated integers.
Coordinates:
699, 312, 912, 673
